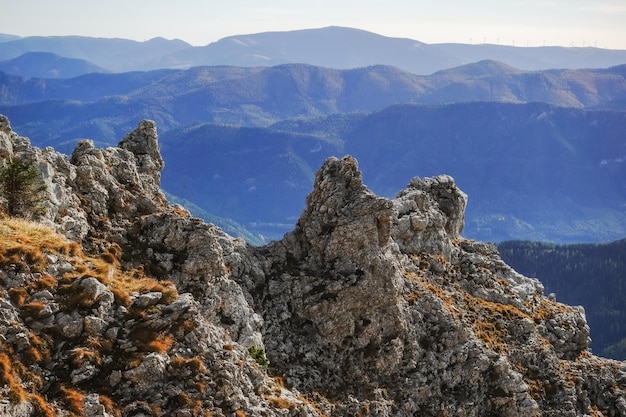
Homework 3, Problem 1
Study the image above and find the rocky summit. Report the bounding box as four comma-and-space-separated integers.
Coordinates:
0, 114, 624, 416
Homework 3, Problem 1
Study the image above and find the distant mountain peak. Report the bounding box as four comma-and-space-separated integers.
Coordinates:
434, 59, 523, 77
0, 51, 108, 78
145, 36, 190, 46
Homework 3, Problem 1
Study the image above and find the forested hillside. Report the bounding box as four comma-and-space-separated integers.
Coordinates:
2, 62, 625, 154
498, 239, 626, 359
159, 102, 626, 244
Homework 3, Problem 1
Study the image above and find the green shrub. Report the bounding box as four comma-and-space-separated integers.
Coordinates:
0, 158, 47, 219
247, 345, 269, 368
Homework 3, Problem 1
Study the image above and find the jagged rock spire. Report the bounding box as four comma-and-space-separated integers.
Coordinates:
289, 155, 394, 267
118, 119, 164, 174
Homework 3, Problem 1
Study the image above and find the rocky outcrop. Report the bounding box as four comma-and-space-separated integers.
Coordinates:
251, 156, 622, 416
0, 115, 624, 416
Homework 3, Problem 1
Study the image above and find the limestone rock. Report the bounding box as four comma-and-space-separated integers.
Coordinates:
0, 115, 624, 417
0, 115, 14, 159
250, 155, 623, 416
123, 353, 170, 388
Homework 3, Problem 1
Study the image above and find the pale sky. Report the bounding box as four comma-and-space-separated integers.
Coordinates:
3, 0, 626, 49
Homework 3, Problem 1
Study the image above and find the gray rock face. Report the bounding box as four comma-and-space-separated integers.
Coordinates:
392, 173, 467, 256
0, 115, 624, 416
1, 119, 168, 245
251, 155, 622, 416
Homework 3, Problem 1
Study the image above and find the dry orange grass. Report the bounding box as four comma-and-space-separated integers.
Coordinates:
84, 257, 178, 305
29, 273, 57, 291
0, 352, 26, 404
194, 380, 207, 394
146, 334, 175, 354
0, 218, 179, 313
1, 218, 178, 302
0, 218, 81, 271
60, 385, 85, 416
69, 347, 102, 366
176, 391, 203, 409
22, 332, 50, 367
171, 355, 207, 374
29, 393, 56, 417
19, 300, 47, 316
266, 395, 298, 410
465, 293, 530, 321
29, 332, 50, 358
273, 375, 285, 388
172, 317, 196, 335
98, 394, 121, 417
8, 287, 28, 306
0, 219, 189, 415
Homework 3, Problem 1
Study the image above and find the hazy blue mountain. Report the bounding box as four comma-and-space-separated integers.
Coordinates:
0, 68, 178, 104
157, 102, 626, 244
159, 123, 340, 239
0, 33, 20, 42
157, 26, 456, 74
0, 51, 108, 78
164, 192, 267, 246
161, 27, 626, 75
1, 27, 625, 74
0, 35, 191, 72
424, 61, 626, 109
434, 41, 626, 73
3, 61, 623, 110
0, 60, 624, 244
1, 61, 625, 153
340, 103, 626, 243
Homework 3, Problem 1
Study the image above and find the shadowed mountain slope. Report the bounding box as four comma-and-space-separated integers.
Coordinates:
159, 102, 626, 244
498, 239, 626, 359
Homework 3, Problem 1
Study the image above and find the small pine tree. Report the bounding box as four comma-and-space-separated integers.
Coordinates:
0, 157, 47, 219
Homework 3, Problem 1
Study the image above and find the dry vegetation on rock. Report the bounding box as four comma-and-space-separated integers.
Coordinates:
0, 113, 624, 416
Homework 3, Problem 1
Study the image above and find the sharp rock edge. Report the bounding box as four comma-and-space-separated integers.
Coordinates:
0, 114, 624, 416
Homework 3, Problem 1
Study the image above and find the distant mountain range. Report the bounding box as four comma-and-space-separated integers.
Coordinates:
0, 51, 108, 78
1, 62, 625, 153
5, 60, 626, 110
1, 26, 626, 76
0, 34, 190, 73
0, 27, 625, 244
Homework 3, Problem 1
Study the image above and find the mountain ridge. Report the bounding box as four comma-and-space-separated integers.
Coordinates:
2, 62, 624, 244
0, 114, 624, 416
2, 26, 626, 75
0, 61, 626, 243
1, 61, 624, 149
0, 51, 108, 79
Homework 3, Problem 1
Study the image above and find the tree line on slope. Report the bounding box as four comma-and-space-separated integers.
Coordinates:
497, 239, 626, 360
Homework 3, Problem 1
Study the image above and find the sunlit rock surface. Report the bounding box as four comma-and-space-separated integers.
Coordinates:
0, 115, 624, 416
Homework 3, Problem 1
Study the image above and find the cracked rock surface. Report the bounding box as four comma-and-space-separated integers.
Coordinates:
0, 115, 624, 416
